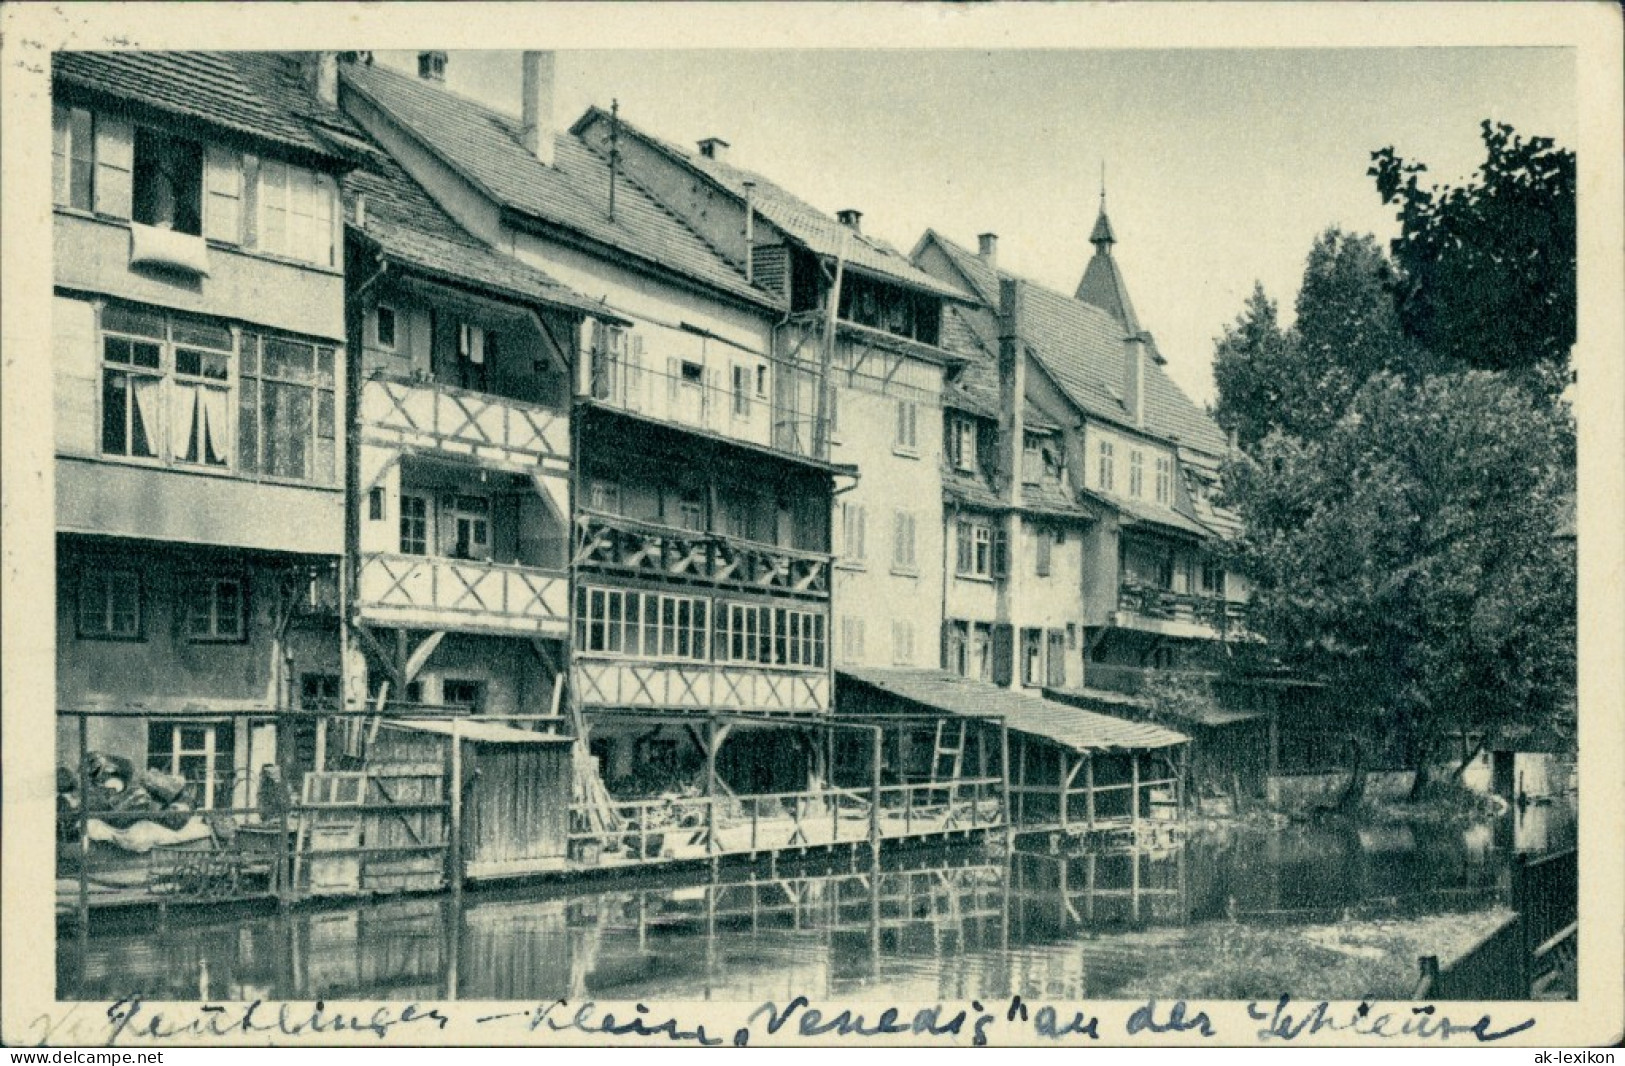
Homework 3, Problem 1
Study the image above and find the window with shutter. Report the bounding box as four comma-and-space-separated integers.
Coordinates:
891, 510, 916, 572
94, 115, 135, 219
1036, 529, 1052, 577
203, 145, 242, 243
991, 624, 1015, 687
1047, 630, 1067, 687
992, 528, 1010, 579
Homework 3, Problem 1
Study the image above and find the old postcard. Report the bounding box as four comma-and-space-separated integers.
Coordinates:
2, 1, 1621, 1050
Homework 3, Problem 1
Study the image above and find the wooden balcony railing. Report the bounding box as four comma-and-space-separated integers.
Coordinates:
1117, 580, 1248, 635
361, 376, 568, 467
573, 509, 830, 599
573, 660, 830, 715
357, 552, 568, 636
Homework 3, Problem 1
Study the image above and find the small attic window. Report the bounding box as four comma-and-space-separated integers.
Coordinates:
132, 128, 203, 236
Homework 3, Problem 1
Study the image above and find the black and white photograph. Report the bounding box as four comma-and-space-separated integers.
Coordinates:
2, 2, 1620, 1051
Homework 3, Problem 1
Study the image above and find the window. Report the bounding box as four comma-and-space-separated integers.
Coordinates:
1155, 456, 1174, 504
375, 306, 397, 350
1046, 630, 1067, 688
756, 365, 769, 398
956, 518, 994, 579
400, 495, 428, 555
891, 510, 917, 573
299, 673, 340, 713
132, 127, 204, 235
1036, 529, 1053, 577
718, 602, 826, 668
1098, 439, 1116, 492
678, 495, 706, 532
892, 620, 915, 666
680, 361, 704, 384
77, 567, 142, 640
238, 330, 338, 484
184, 575, 246, 642
1023, 436, 1043, 484
969, 624, 991, 681
52, 105, 98, 212
588, 479, 621, 514
255, 158, 339, 266
1156, 552, 1176, 590
840, 617, 865, 663
949, 416, 979, 472
447, 496, 491, 560
1201, 559, 1227, 597
148, 720, 235, 811
368, 487, 384, 521
732, 365, 752, 417
100, 309, 163, 459
442, 679, 485, 713
1021, 628, 1044, 687
840, 502, 866, 565
1129, 449, 1144, 498
574, 586, 709, 661
171, 320, 233, 468
894, 399, 919, 454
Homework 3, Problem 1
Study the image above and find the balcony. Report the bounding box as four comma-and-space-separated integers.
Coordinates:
1115, 580, 1248, 639
356, 552, 568, 637
361, 376, 568, 472
574, 509, 831, 600
573, 660, 830, 715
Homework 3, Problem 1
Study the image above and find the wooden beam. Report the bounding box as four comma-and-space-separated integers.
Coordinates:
353, 624, 406, 692
1085, 755, 1096, 828
403, 630, 446, 685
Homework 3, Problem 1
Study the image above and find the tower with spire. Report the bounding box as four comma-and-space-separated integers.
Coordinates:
1074, 185, 1142, 336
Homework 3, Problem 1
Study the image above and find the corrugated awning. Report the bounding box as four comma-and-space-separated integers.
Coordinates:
838, 667, 1188, 753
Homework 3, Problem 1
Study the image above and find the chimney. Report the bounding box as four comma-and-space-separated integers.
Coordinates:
520, 52, 556, 167
300, 52, 339, 108
1123, 331, 1147, 428
836, 209, 862, 233
417, 51, 447, 83
696, 137, 730, 162
977, 232, 998, 271
998, 278, 1027, 509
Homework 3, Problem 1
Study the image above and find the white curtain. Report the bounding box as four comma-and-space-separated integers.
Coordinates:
129, 375, 160, 457
201, 386, 230, 465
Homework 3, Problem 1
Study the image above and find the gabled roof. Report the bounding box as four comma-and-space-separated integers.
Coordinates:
339, 61, 774, 309
838, 667, 1188, 753
53, 51, 356, 164
575, 107, 966, 302
344, 134, 607, 318
919, 230, 1231, 459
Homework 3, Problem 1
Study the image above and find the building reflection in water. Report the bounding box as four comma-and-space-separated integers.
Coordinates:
60, 813, 1570, 1004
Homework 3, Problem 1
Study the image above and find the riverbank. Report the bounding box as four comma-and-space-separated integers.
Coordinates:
1110, 907, 1515, 1001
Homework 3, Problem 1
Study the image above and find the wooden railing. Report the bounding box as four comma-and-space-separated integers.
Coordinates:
357, 552, 569, 635
566, 777, 1005, 866
573, 660, 830, 714
362, 376, 568, 465
574, 509, 831, 599
1117, 580, 1247, 634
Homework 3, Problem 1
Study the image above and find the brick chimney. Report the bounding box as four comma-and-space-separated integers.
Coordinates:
697, 137, 730, 162
1123, 331, 1147, 428
998, 278, 1026, 508
300, 52, 338, 108
418, 51, 447, 83
977, 232, 998, 271
836, 209, 862, 233
520, 52, 556, 167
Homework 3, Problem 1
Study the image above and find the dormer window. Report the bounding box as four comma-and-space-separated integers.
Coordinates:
948, 415, 979, 473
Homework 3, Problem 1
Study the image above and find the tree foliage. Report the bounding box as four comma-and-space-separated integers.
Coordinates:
1371, 121, 1576, 397
1212, 230, 1427, 449
1224, 372, 1575, 768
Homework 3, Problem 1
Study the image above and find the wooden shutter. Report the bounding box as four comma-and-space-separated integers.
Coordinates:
52, 106, 69, 206
204, 145, 242, 243
241, 154, 260, 248
1046, 630, 1066, 688
92, 114, 133, 218
991, 624, 1015, 687
992, 528, 1010, 579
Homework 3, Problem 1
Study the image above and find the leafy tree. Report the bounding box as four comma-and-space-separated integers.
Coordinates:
1371, 121, 1576, 397
1224, 371, 1575, 796
1213, 230, 1426, 449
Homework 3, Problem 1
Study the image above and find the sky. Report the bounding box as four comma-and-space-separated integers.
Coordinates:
377, 48, 1576, 407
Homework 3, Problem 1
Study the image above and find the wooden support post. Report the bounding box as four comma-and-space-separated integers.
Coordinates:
705, 715, 718, 863
1085, 755, 1096, 829
870, 725, 882, 865
1017, 735, 1027, 825
77, 713, 90, 934
1130, 752, 1141, 833
448, 718, 464, 895
1058, 753, 1070, 831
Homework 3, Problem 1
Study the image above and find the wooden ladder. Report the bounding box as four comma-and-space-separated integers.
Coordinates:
930, 719, 967, 813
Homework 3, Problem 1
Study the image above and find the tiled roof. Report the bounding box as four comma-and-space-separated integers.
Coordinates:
54, 52, 355, 162
943, 475, 1091, 520
838, 668, 1189, 753
344, 137, 607, 318
1084, 487, 1213, 540
339, 62, 773, 309
1046, 687, 1263, 728
920, 231, 1232, 459
939, 306, 1059, 431
591, 110, 965, 300
1075, 209, 1141, 333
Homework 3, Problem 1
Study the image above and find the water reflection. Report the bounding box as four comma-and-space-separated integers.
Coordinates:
60, 811, 1574, 1003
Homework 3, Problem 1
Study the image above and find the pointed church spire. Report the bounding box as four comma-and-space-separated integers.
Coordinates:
1075, 181, 1138, 333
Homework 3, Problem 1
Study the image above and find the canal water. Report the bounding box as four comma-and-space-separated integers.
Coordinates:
58, 803, 1573, 1003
